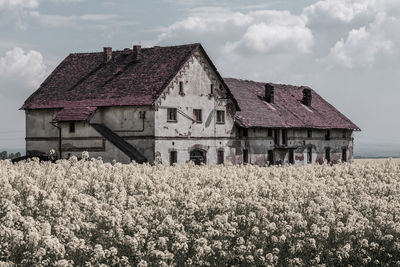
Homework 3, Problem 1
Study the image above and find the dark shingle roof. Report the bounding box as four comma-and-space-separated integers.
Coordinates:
21, 44, 202, 109
54, 107, 97, 122
224, 78, 360, 130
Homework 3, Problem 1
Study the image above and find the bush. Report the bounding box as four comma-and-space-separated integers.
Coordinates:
1, 155, 400, 266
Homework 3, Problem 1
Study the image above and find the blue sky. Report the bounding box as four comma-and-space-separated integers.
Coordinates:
1, 0, 400, 152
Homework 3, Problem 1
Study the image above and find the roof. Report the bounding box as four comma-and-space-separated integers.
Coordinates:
54, 107, 97, 122
21, 44, 205, 109
224, 78, 360, 130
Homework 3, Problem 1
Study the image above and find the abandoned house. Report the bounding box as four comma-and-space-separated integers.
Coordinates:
21, 43, 360, 165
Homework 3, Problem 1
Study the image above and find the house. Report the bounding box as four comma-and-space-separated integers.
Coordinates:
21, 43, 360, 165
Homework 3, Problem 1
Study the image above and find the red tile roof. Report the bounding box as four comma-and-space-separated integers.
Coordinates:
54, 107, 97, 122
224, 78, 360, 130
21, 44, 202, 109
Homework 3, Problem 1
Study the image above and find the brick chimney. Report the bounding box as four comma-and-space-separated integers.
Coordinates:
133, 45, 141, 63
103, 47, 112, 62
264, 83, 274, 104
302, 87, 312, 107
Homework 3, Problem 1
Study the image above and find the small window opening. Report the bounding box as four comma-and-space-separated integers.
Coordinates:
268, 129, 273, 137
69, 122, 75, 133
282, 129, 287, 145
307, 147, 312, 164
210, 84, 214, 95
216, 110, 225, 124
289, 149, 294, 164
179, 81, 184, 95
342, 130, 347, 139
170, 151, 177, 165
193, 109, 202, 123
167, 108, 177, 122
325, 130, 331, 141
268, 150, 274, 165
217, 150, 224, 164
307, 129, 312, 138
243, 128, 248, 137
274, 129, 279, 144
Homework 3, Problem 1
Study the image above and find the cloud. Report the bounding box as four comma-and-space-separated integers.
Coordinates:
0, 47, 49, 98
0, 0, 38, 9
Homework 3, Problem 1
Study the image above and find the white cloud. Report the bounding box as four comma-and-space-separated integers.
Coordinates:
0, 47, 49, 96
0, 0, 38, 9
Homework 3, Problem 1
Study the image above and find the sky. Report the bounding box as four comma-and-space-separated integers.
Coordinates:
0, 0, 399, 153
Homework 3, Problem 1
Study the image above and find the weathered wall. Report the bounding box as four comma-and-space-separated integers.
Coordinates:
154, 52, 237, 164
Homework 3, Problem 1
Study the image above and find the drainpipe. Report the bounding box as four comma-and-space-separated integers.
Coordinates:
50, 121, 62, 159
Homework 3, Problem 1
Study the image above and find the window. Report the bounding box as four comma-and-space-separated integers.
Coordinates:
217, 150, 224, 164
307, 147, 312, 164
139, 111, 146, 119
342, 148, 347, 162
69, 122, 75, 133
210, 84, 214, 95
268, 129, 273, 137
325, 130, 331, 141
243, 149, 248, 164
342, 130, 347, 139
268, 150, 274, 165
325, 147, 331, 163
167, 108, 177, 122
170, 151, 177, 165
243, 128, 248, 137
289, 150, 294, 164
216, 110, 225, 124
193, 109, 202, 123
282, 129, 287, 145
307, 129, 312, 138
274, 129, 279, 144
179, 81, 184, 95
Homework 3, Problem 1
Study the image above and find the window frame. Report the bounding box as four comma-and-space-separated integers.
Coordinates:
167, 108, 177, 122
216, 110, 225, 124
193, 109, 202, 123
217, 150, 224, 164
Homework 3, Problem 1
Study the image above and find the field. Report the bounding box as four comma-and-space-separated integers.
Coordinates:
1, 155, 400, 266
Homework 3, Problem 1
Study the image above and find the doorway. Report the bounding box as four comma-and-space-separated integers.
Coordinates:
190, 150, 206, 165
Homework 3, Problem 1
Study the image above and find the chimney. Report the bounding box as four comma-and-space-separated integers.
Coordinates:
103, 47, 112, 62
133, 45, 141, 63
302, 87, 312, 107
264, 83, 274, 104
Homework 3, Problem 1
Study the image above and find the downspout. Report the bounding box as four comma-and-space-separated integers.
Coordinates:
50, 121, 62, 159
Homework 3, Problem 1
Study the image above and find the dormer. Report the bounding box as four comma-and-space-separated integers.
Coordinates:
302, 87, 312, 107
265, 83, 274, 104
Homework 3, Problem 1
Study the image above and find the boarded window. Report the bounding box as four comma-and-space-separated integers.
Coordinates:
216, 110, 225, 124
69, 122, 75, 133
179, 81, 184, 95
193, 109, 202, 123
342, 148, 347, 162
167, 108, 177, 122
325, 147, 331, 163
217, 150, 224, 164
170, 151, 177, 165
282, 129, 288, 145
268, 150, 274, 165
243, 149, 248, 164
289, 149, 294, 164
307, 147, 312, 164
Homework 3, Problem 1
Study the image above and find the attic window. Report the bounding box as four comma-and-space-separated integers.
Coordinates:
167, 108, 177, 122
216, 110, 225, 124
179, 81, 184, 95
69, 122, 75, 133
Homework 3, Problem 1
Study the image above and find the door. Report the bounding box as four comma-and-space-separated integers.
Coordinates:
190, 150, 206, 165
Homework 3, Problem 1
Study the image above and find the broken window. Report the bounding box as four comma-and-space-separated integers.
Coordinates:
217, 150, 224, 164
325, 147, 331, 163
289, 149, 294, 164
170, 151, 177, 165
243, 149, 249, 164
216, 110, 225, 124
69, 122, 75, 133
307, 147, 312, 164
325, 130, 331, 141
179, 81, 184, 95
193, 109, 202, 123
167, 108, 177, 122
342, 148, 347, 162
307, 129, 312, 138
282, 129, 288, 145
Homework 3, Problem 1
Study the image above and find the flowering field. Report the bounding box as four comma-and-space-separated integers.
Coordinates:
1, 156, 400, 266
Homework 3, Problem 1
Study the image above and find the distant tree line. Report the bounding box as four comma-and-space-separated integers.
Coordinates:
0, 151, 21, 160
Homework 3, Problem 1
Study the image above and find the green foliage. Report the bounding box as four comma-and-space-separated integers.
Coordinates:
1, 155, 400, 266
0, 151, 21, 160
